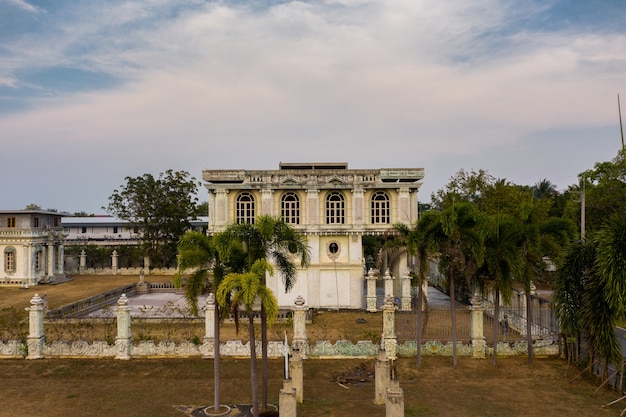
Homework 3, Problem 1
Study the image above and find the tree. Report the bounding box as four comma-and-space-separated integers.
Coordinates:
214, 215, 310, 410
105, 170, 199, 267
215, 260, 279, 417
24, 204, 42, 211
421, 203, 484, 366
478, 214, 523, 365
554, 213, 626, 379
175, 230, 225, 413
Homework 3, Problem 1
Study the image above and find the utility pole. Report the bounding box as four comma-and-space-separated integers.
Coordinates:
580, 180, 585, 241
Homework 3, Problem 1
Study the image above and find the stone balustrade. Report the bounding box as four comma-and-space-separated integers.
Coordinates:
0, 293, 560, 360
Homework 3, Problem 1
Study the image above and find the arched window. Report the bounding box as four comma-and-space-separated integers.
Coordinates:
326, 191, 345, 224
281, 192, 300, 224
4, 247, 16, 273
371, 191, 390, 224
236, 192, 255, 224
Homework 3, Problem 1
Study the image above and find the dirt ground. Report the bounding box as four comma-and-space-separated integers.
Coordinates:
0, 356, 623, 417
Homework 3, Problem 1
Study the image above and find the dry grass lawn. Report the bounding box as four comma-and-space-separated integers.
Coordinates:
1, 275, 625, 416
0, 356, 623, 417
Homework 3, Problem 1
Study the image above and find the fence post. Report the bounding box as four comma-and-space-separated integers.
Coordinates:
290, 348, 304, 403
111, 250, 119, 275
383, 269, 394, 298
374, 348, 390, 405
115, 294, 132, 360
470, 291, 486, 359
293, 295, 308, 356
79, 250, 86, 274
203, 293, 216, 358
26, 294, 45, 359
366, 268, 378, 312
386, 377, 404, 417
279, 378, 297, 417
400, 273, 412, 311
382, 296, 397, 360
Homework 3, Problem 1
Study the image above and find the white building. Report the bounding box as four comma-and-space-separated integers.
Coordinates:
203, 162, 424, 309
62, 216, 208, 246
0, 210, 67, 286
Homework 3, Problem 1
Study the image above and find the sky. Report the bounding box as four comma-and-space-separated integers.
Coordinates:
1, 0, 625, 214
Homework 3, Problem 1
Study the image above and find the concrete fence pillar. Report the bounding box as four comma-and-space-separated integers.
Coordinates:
292, 295, 308, 355
111, 250, 119, 275
400, 273, 412, 311
382, 296, 397, 360
470, 291, 486, 359
383, 269, 394, 298
290, 349, 304, 403
374, 348, 390, 405
204, 293, 216, 343
386, 379, 404, 417
366, 268, 378, 312
115, 294, 132, 360
26, 294, 45, 359
279, 379, 297, 417
79, 250, 86, 274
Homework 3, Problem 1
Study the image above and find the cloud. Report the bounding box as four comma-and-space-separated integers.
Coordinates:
4, 0, 40, 13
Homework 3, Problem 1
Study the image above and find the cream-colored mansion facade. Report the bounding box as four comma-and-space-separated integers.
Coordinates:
203, 163, 424, 309
0, 210, 67, 286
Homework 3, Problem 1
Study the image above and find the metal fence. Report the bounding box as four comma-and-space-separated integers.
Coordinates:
395, 304, 559, 345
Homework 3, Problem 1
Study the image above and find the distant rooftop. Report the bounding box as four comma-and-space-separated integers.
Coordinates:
279, 162, 348, 170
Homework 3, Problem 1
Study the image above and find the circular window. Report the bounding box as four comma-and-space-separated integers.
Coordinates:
327, 241, 340, 259
329, 243, 339, 254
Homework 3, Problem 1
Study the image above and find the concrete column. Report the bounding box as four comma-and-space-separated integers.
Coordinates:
111, 250, 118, 274
400, 273, 412, 311
143, 256, 150, 270
26, 294, 45, 359
366, 268, 378, 313
382, 296, 397, 360
292, 296, 308, 355
374, 349, 390, 405
351, 187, 365, 225
261, 188, 274, 216
279, 379, 297, 417
383, 269, 394, 298
47, 242, 55, 277
115, 294, 132, 360
386, 379, 404, 417
305, 189, 319, 226
470, 291, 486, 359
290, 349, 304, 403
79, 250, 86, 274
396, 187, 411, 224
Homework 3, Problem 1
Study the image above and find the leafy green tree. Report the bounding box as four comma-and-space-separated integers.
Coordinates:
431, 169, 496, 211
105, 170, 199, 267
215, 260, 279, 417
24, 204, 42, 211
214, 215, 310, 410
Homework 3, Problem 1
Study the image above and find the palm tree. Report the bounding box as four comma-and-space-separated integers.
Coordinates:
175, 230, 225, 412
215, 259, 279, 417
214, 215, 310, 410
423, 203, 484, 366
555, 212, 626, 379
479, 214, 523, 365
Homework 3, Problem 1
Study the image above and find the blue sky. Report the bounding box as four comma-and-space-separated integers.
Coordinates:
1, 0, 625, 214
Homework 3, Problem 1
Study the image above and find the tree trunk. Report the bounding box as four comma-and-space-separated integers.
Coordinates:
261, 304, 268, 411
213, 304, 221, 412
249, 311, 259, 417
492, 289, 500, 366
450, 269, 458, 366
525, 284, 533, 366
416, 278, 423, 367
